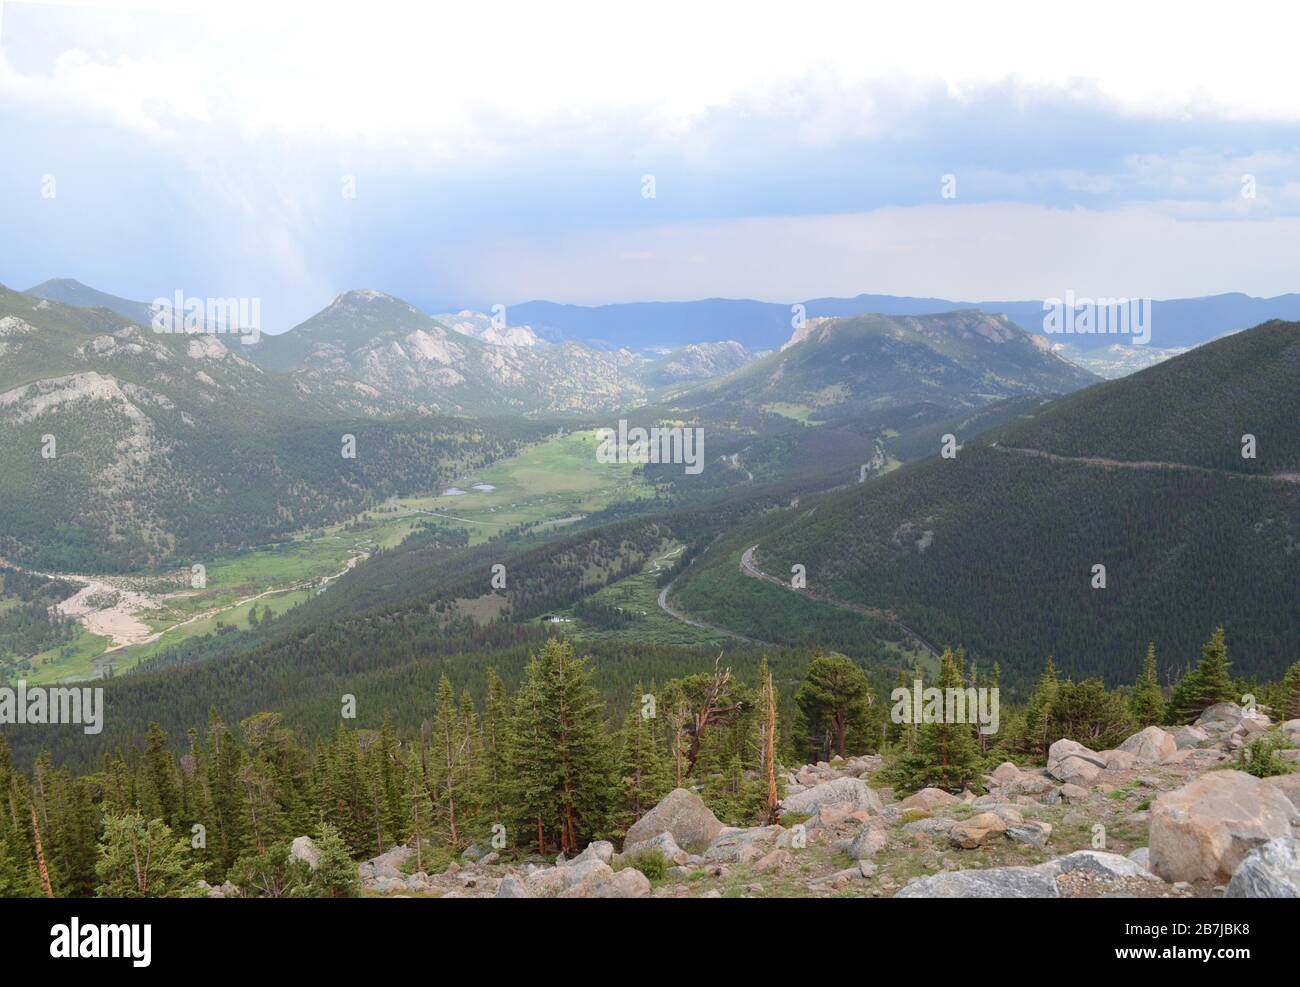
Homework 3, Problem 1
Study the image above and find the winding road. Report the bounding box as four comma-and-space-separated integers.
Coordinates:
739, 544, 941, 658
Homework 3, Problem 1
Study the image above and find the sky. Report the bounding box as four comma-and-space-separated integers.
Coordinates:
2, 0, 1300, 331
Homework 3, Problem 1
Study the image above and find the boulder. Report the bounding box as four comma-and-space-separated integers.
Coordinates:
899, 787, 961, 812
1282, 719, 1300, 743
622, 831, 689, 867
848, 818, 889, 859
902, 817, 955, 838
895, 865, 1059, 898
948, 812, 1007, 849
1042, 850, 1160, 882
1266, 772, 1300, 811
557, 863, 651, 898
703, 825, 784, 864
495, 874, 530, 898
779, 776, 882, 817
1174, 725, 1210, 749
1059, 783, 1089, 802
289, 836, 320, 871
1127, 847, 1151, 870
1118, 726, 1177, 764
1047, 739, 1107, 785
623, 788, 724, 854
1007, 821, 1052, 848
1149, 770, 1300, 884
990, 761, 1021, 783
1224, 837, 1300, 898
1101, 750, 1138, 771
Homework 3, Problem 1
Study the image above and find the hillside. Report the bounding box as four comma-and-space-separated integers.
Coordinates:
681, 320, 1300, 688
0, 286, 543, 570
248, 290, 648, 414
665, 311, 1097, 423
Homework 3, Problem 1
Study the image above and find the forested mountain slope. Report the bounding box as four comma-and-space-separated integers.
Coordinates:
698, 320, 1300, 688
0, 286, 545, 569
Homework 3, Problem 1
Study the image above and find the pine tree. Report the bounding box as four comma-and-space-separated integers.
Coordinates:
1168, 627, 1234, 723
1278, 661, 1300, 722
794, 651, 875, 761
1017, 657, 1059, 758
429, 675, 469, 849
507, 639, 615, 854
616, 686, 670, 829
95, 814, 202, 898
887, 648, 983, 794
1130, 643, 1166, 727
476, 668, 511, 828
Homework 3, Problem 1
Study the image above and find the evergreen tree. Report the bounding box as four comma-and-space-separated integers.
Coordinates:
94, 814, 202, 898
1129, 643, 1166, 727
429, 675, 469, 850
1278, 660, 1300, 722
1016, 657, 1059, 758
506, 639, 615, 854
616, 686, 670, 829
1168, 627, 1234, 724
794, 651, 875, 761
886, 648, 983, 794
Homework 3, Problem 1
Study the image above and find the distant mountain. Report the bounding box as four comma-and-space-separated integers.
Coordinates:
246, 290, 647, 415
634, 340, 754, 388
712, 319, 1300, 687
0, 286, 540, 570
511, 291, 1300, 354
25, 278, 156, 327
665, 311, 1098, 423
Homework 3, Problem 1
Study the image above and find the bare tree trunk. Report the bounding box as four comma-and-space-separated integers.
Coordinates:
764, 671, 779, 823
30, 804, 53, 898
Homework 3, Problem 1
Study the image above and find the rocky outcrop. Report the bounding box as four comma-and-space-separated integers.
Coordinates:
623, 788, 724, 854
1149, 770, 1300, 883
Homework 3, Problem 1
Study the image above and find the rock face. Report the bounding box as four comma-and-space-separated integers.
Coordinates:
1046, 739, 1107, 785
1118, 726, 1177, 764
895, 865, 1059, 898
623, 788, 724, 854
1268, 772, 1300, 811
1149, 770, 1300, 884
1174, 725, 1210, 749
779, 776, 882, 817
1224, 837, 1300, 898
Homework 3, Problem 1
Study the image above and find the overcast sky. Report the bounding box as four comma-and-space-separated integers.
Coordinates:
3, 0, 1300, 330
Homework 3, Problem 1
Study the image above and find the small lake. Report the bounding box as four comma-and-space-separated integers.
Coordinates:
471, 483, 496, 492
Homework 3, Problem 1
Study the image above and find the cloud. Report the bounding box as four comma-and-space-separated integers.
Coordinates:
2, 0, 1299, 320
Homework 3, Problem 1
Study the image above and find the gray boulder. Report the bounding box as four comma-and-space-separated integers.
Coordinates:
1047, 739, 1107, 785
779, 776, 882, 817
623, 789, 724, 854
1224, 837, 1300, 898
1042, 850, 1160, 882
289, 835, 320, 871
895, 866, 1059, 898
